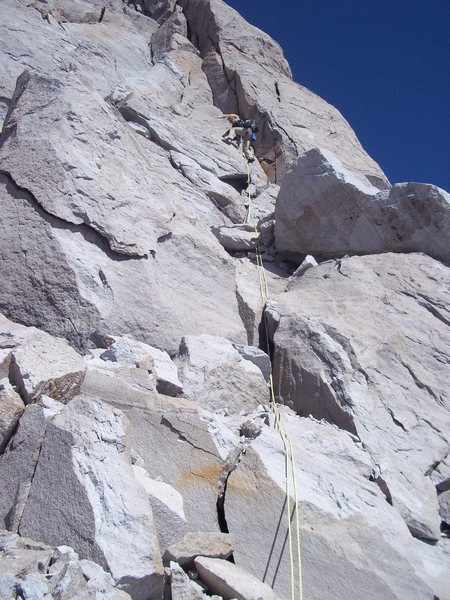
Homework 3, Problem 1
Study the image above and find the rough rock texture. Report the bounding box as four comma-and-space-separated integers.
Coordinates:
80, 362, 229, 535
176, 334, 268, 412
0, 0, 389, 353
0, 313, 86, 404
212, 224, 258, 252
235, 258, 266, 346
272, 253, 450, 542
275, 148, 450, 262
232, 344, 271, 382
0, 393, 164, 599
9, 331, 86, 405
194, 556, 280, 600
0, 400, 64, 534
133, 465, 188, 554
432, 455, 450, 492
170, 561, 204, 600
0, 529, 131, 600
99, 334, 183, 396
225, 411, 447, 600
0, 1, 449, 599
0, 66, 248, 352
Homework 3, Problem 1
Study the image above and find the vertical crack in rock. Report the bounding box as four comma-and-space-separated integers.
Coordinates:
274, 82, 281, 102
8, 357, 32, 406
217, 444, 249, 560
374, 475, 393, 506
177, 1, 285, 179
149, 41, 156, 65
259, 306, 275, 360
5, 412, 52, 534
271, 120, 298, 160
15, 426, 47, 535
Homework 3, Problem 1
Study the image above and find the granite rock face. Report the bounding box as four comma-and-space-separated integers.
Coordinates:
0, 390, 165, 599
225, 411, 444, 600
179, 0, 389, 187
271, 253, 450, 543
0, 1, 449, 599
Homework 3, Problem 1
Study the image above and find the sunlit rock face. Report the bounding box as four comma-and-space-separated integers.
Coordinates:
0, 2, 448, 599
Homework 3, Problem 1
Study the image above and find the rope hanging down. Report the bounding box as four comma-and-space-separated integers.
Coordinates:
245, 160, 304, 600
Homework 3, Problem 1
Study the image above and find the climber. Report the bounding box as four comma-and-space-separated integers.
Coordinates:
222, 114, 257, 162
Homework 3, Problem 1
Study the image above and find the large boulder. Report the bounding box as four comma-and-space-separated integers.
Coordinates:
271, 252, 450, 542
275, 148, 450, 262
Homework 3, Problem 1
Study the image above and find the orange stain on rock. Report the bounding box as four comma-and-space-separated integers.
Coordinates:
177, 464, 222, 489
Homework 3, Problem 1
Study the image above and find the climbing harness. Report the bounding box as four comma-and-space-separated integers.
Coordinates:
245, 159, 304, 600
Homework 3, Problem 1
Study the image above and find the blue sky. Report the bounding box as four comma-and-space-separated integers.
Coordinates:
226, 0, 449, 191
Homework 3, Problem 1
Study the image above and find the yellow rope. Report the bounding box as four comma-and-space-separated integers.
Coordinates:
245, 160, 304, 600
